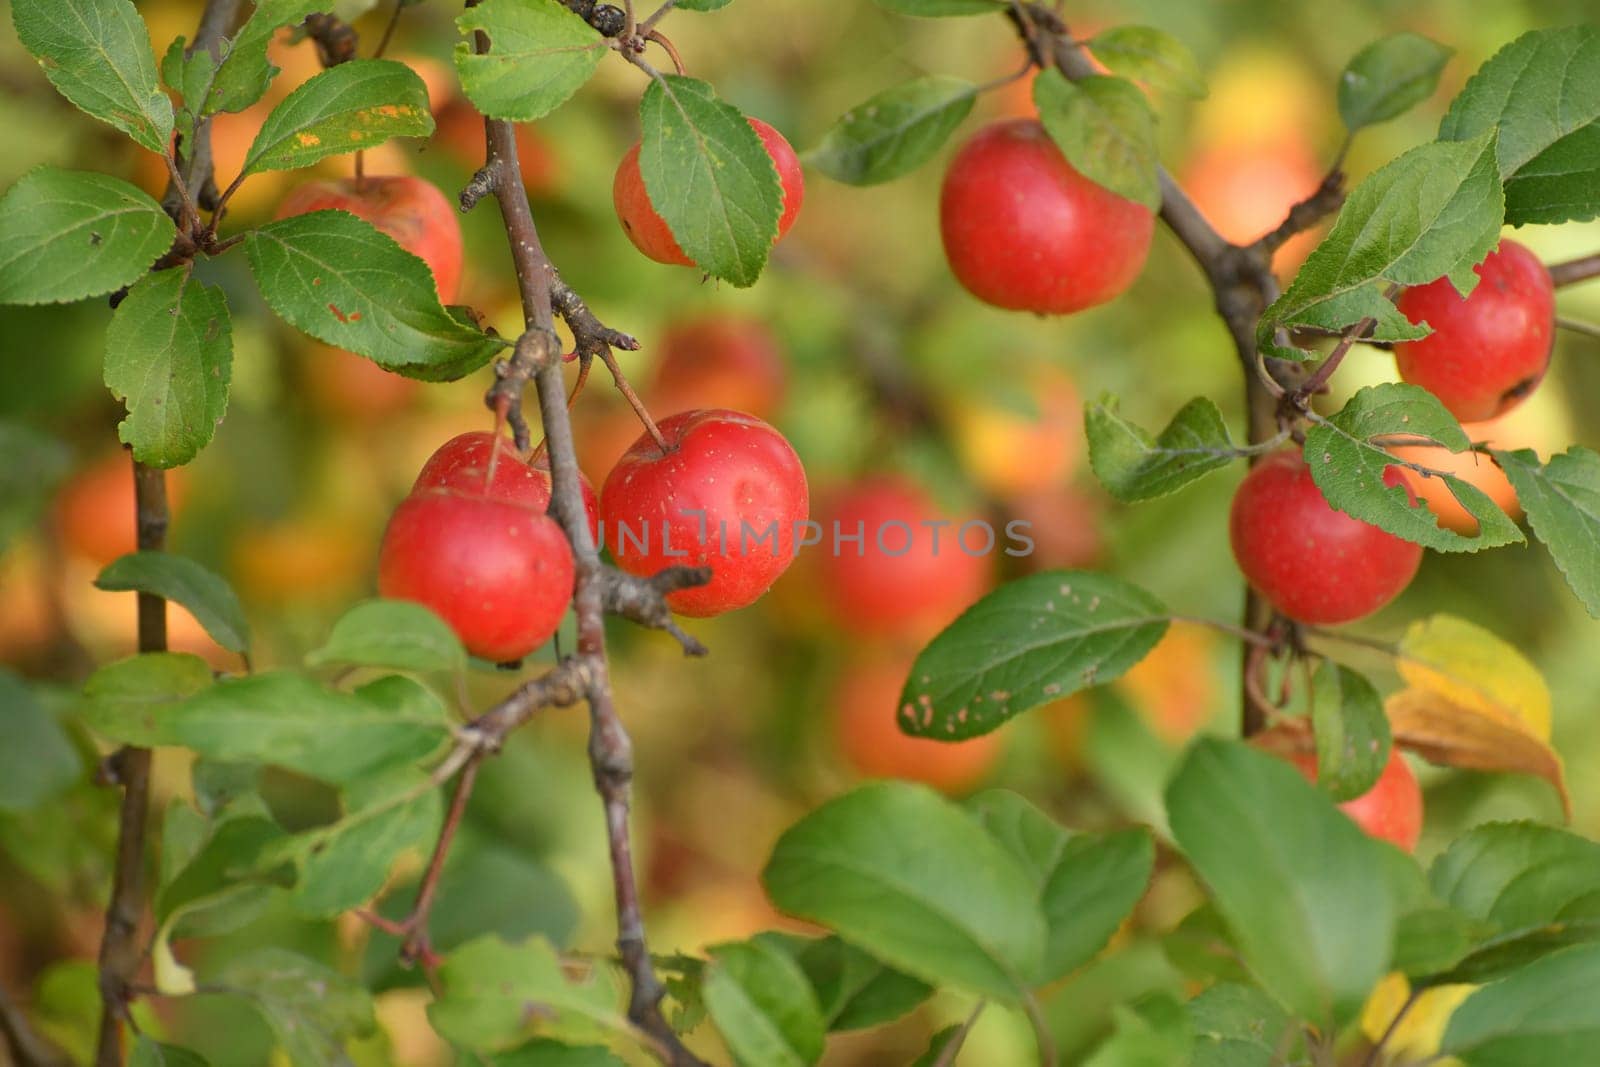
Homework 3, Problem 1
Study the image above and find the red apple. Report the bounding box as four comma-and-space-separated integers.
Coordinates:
1291, 748, 1423, 852
413, 432, 600, 543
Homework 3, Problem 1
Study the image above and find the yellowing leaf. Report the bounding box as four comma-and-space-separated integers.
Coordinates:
1360, 972, 1475, 1062
1396, 615, 1551, 740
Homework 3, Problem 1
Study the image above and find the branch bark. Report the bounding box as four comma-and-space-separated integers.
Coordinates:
1548, 251, 1600, 289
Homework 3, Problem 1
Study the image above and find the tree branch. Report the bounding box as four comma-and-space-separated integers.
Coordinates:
466, 19, 707, 1064
1548, 251, 1600, 288
0, 978, 68, 1067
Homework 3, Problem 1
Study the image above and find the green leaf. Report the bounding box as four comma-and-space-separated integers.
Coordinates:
1440, 26, 1600, 224
306, 598, 466, 673
763, 781, 1046, 1000
783, 936, 931, 1032
95, 552, 250, 654
911, 1025, 967, 1067
807, 76, 977, 186
11, 0, 174, 153
0, 671, 80, 811
490, 1041, 626, 1067
1494, 447, 1600, 617
0, 422, 69, 552
202, 0, 322, 118
1086, 396, 1239, 503
273, 768, 443, 917
80, 652, 215, 747
1166, 739, 1396, 1025
1338, 32, 1453, 131
428, 936, 629, 1051
1086, 26, 1207, 99
966, 791, 1153, 984
1305, 383, 1524, 551
872, 0, 1005, 14
704, 939, 825, 1067
0, 167, 175, 306
1429, 821, 1600, 983
1163, 903, 1252, 987
1264, 131, 1503, 354
638, 75, 783, 286
1441, 943, 1600, 1061
900, 570, 1168, 740
245, 211, 506, 381
455, 0, 606, 122
676, 0, 735, 9
1084, 995, 1192, 1066
1310, 664, 1390, 802
131, 1037, 209, 1067
241, 59, 433, 176
155, 815, 290, 932
154, 673, 451, 783
1188, 983, 1304, 1067
1033, 71, 1160, 210
103, 267, 232, 468
211, 948, 376, 1067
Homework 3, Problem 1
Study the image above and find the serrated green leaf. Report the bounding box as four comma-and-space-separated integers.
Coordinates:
966, 791, 1154, 984
1494, 447, 1600, 617
0, 421, 70, 554
103, 267, 232, 468
151, 673, 451, 783
1264, 132, 1503, 355
11, 0, 173, 153
163, 37, 217, 145
0, 671, 79, 811
1166, 739, 1397, 1026
1033, 71, 1160, 209
95, 552, 250, 654
131, 1037, 210, 1067
306, 598, 466, 672
455, 0, 606, 122
762, 781, 1045, 1001
1442, 942, 1600, 1061
1429, 821, 1600, 983
241, 59, 433, 176
782, 937, 931, 1032
204, 0, 322, 118
1086, 395, 1239, 502
1087, 26, 1207, 99
1338, 32, 1453, 131
0, 167, 175, 305
872, 0, 1005, 14
900, 570, 1168, 740
245, 211, 506, 381
704, 939, 825, 1067
1304, 383, 1524, 552
1310, 664, 1390, 803
638, 75, 783, 286
211, 948, 376, 1067
428, 936, 629, 1051
80, 652, 215, 747
1188, 983, 1304, 1067
807, 76, 976, 186
1440, 26, 1600, 225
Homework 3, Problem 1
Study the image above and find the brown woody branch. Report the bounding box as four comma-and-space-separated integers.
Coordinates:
1548, 252, 1600, 289
0, 978, 68, 1067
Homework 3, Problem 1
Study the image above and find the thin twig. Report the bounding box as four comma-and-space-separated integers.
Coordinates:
372, 0, 407, 59
638, 0, 678, 34
931, 1000, 987, 1067
1361, 985, 1422, 1067
1556, 315, 1600, 341
0, 978, 68, 1067
1022, 991, 1058, 1067
1548, 251, 1600, 288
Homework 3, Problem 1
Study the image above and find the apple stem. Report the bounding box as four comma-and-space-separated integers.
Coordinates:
1555, 315, 1600, 341
1548, 252, 1600, 288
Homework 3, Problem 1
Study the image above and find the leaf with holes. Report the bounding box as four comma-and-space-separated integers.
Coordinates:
1034, 71, 1160, 209
240, 59, 432, 176
1338, 32, 1453, 131
1494, 447, 1600, 617
1263, 132, 1503, 357
96, 552, 250, 654
1304, 384, 1523, 551
1440, 26, 1600, 224
1086, 395, 1239, 502
808, 76, 977, 186
245, 211, 506, 380
1310, 664, 1390, 803
0, 168, 176, 306
899, 570, 1167, 740
455, 0, 605, 122
1087, 26, 1207, 98
11, 0, 173, 153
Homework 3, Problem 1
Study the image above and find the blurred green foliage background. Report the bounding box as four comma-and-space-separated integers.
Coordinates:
1, 0, 1598, 1062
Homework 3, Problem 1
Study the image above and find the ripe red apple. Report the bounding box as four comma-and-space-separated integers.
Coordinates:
276, 175, 465, 303
1290, 748, 1423, 852
816, 476, 992, 641
649, 316, 787, 421
1229, 450, 1422, 625
613, 118, 805, 267
834, 655, 1003, 794
1394, 240, 1555, 422
413, 432, 600, 543
600, 409, 808, 617
377, 489, 574, 662
940, 119, 1154, 314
